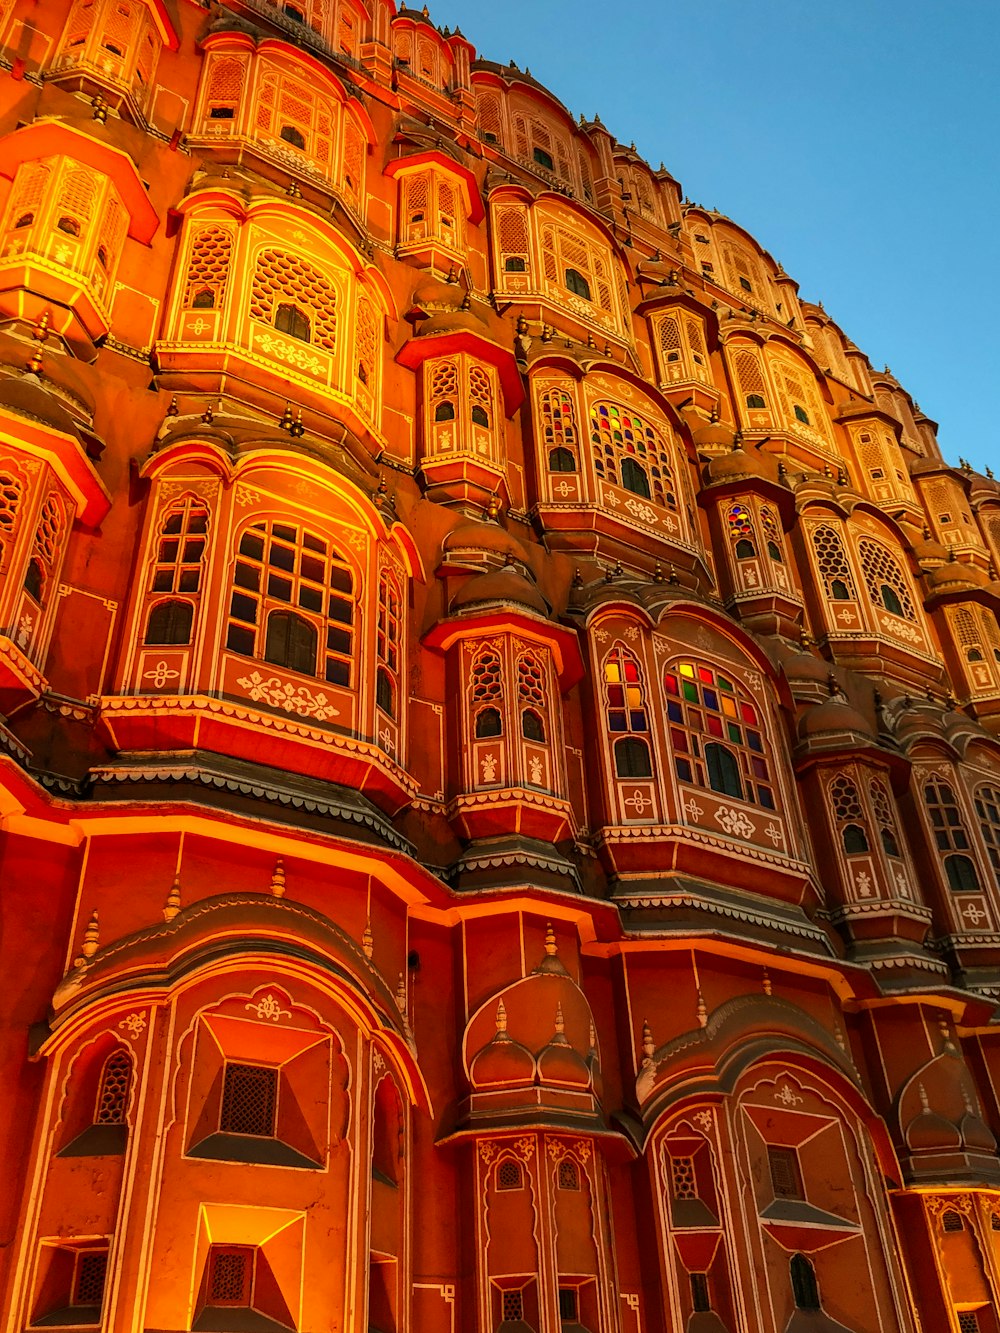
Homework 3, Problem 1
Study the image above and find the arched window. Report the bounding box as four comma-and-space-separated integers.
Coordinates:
975, 784, 1000, 888
732, 348, 770, 419
95, 1050, 132, 1125
811, 525, 857, 602
565, 267, 591, 300
471, 405, 489, 428
760, 505, 783, 562
517, 652, 547, 742
434, 401, 455, 422
946, 855, 980, 893
521, 710, 545, 742
590, 401, 678, 513
549, 447, 576, 473
151, 498, 208, 595
790, 1254, 820, 1311
858, 537, 915, 621
251, 250, 337, 355
925, 778, 980, 892
23, 558, 43, 602
226, 521, 354, 686
705, 742, 742, 799
746, 393, 765, 409
376, 570, 401, 719
279, 124, 306, 149
184, 226, 233, 311
497, 1159, 522, 1190
539, 387, 579, 473
843, 823, 869, 853
145, 600, 194, 646
620, 456, 650, 499
664, 660, 774, 809
829, 774, 870, 856
615, 736, 651, 778
726, 503, 755, 558
0, 469, 23, 540
475, 707, 502, 738
275, 302, 311, 342
557, 1158, 579, 1190
376, 667, 394, 717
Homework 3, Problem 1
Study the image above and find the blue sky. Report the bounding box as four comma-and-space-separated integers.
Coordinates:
447, 0, 999, 475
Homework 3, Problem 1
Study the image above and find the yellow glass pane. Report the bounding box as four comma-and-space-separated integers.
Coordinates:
605, 663, 621, 682
679, 662, 695, 678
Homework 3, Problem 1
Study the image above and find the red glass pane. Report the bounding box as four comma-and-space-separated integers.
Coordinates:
664, 673, 678, 695
698, 666, 714, 685
741, 702, 758, 724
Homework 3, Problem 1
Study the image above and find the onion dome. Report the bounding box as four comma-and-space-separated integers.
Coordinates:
689, 416, 736, 453
536, 1003, 590, 1088
905, 1084, 961, 1151
798, 691, 876, 742
703, 441, 779, 486
926, 557, 990, 594
910, 531, 949, 568
442, 520, 529, 566
450, 566, 549, 616
959, 1102, 997, 1154
775, 643, 834, 690
469, 999, 536, 1088
0, 371, 84, 443
409, 277, 487, 336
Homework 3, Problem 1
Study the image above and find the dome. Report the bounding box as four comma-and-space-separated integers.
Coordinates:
798, 693, 876, 741
926, 558, 989, 593
536, 1018, 591, 1089
911, 533, 950, 567
704, 442, 778, 486
905, 1106, 962, 1152
470, 1001, 536, 1088
779, 646, 834, 689
690, 417, 736, 453
959, 1109, 997, 1154
0, 372, 83, 442
450, 567, 549, 616
443, 520, 529, 565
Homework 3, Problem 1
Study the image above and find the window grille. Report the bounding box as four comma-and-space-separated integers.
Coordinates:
0, 470, 22, 536
690, 1272, 711, 1313
226, 521, 353, 686
497, 1159, 522, 1190
74, 1251, 108, 1307
95, 1050, 132, 1124
760, 505, 783, 561
942, 1209, 964, 1232
151, 499, 207, 594
605, 646, 653, 781
250, 249, 338, 354
517, 654, 546, 710
472, 647, 503, 703
184, 227, 233, 309
253, 65, 337, 173
539, 387, 578, 472
539, 220, 615, 316
1, 161, 50, 237
670, 1155, 696, 1200
589, 401, 677, 511
656, 314, 710, 384
476, 91, 504, 145
501, 1289, 524, 1323
376, 570, 401, 716
207, 1247, 253, 1305
811, 525, 856, 601
958, 1314, 980, 1333
767, 1145, 803, 1200
35, 494, 63, 568
557, 1158, 579, 1190
726, 503, 756, 558
857, 537, 915, 620
495, 205, 531, 278
220, 1063, 277, 1137
975, 785, 1000, 888
770, 355, 829, 443
871, 780, 902, 859
924, 779, 980, 891
202, 53, 245, 122
829, 774, 869, 853
664, 660, 774, 810
790, 1253, 819, 1310
342, 116, 365, 206
992, 1212, 1000, 1231
469, 365, 494, 430
145, 600, 194, 646
733, 348, 769, 412
558, 1288, 578, 1321
355, 294, 380, 398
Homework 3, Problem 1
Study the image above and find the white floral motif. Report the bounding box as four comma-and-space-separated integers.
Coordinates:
529, 755, 543, 783
625, 626, 639, 641
254, 330, 324, 375
237, 671, 340, 721
775, 1083, 803, 1106
694, 1110, 713, 1131
962, 901, 989, 926
245, 993, 291, 1022
185, 316, 212, 336
880, 615, 920, 644
594, 630, 609, 644
623, 789, 652, 815
836, 607, 856, 625
481, 752, 497, 783
119, 1012, 147, 1038
144, 660, 180, 689
16, 613, 32, 649
682, 797, 704, 821
855, 870, 873, 898
894, 871, 910, 898
714, 806, 756, 839
623, 497, 658, 525
555, 481, 574, 497
764, 823, 783, 846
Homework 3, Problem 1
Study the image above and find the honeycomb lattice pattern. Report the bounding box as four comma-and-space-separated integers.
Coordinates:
184, 227, 233, 309
829, 774, 863, 824
857, 537, 915, 620
471, 649, 502, 703
517, 654, 545, 708
0, 470, 22, 534
811, 525, 856, 599
220, 1063, 277, 1137
557, 1158, 579, 1190
209, 1249, 250, 1304
74, 1251, 107, 1306
250, 249, 338, 354
501, 1289, 524, 1323
34, 494, 63, 566
670, 1154, 696, 1200
497, 1159, 522, 1190
95, 1050, 132, 1124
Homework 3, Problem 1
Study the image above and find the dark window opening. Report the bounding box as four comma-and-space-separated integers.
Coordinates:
942, 1209, 964, 1232
767, 540, 782, 562
793, 404, 810, 424
206, 1246, 253, 1307
73, 1251, 108, 1309
497, 1159, 522, 1190
209, 105, 235, 119
706, 742, 742, 800
831, 578, 850, 600
735, 537, 755, 559
621, 456, 650, 499
558, 1288, 578, 1322
533, 146, 554, 171
275, 302, 310, 342
565, 267, 591, 300
220, 1063, 277, 1137
842, 823, 869, 854
358, 361, 368, 385
690, 1272, 711, 1313
521, 709, 545, 742
549, 447, 576, 473
881, 827, 900, 858
434, 400, 456, 422
280, 124, 306, 149
264, 609, 317, 676
15, 212, 33, 228
376, 666, 395, 717
880, 583, 903, 616
24, 558, 43, 602
790, 1253, 820, 1311
145, 599, 194, 646
57, 215, 81, 236
96, 245, 108, 269
946, 854, 980, 893
283, 2, 305, 20
615, 736, 652, 779
504, 256, 526, 272
471, 405, 490, 428
739, 275, 753, 293
745, 393, 765, 409
475, 706, 502, 738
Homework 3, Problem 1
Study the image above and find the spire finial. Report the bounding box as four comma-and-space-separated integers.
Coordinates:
641, 1018, 655, 1066
362, 918, 374, 959
496, 997, 508, 1034
270, 858, 286, 898
544, 922, 557, 956
163, 877, 182, 923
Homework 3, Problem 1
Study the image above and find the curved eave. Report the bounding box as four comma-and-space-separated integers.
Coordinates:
1, 122, 159, 244
396, 328, 525, 415
0, 405, 110, 526
384, 150, 485, 224
424, 609, 584, 691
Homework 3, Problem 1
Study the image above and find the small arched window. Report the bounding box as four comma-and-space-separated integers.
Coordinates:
842, 823, 869, 854
620, 457, 651, 499
95, 1050, 133, 1126
471, 405, 489, 428
275, 303, 310, 343
881, 827, 900, 857
975, 784, 1000, 888
557, 1158, 579, 1190
265, 609, 317, 676
942, 1209, 965, 1232
705, 742, 742, 800
23, 558, 43, 602
790, 1254, 820, 1311
533, 146, 554, 171
497, 1159, 522, 1190
505, 256, 526, 272
376, 666, 395, 717
735, 538, 755, 559
192, 287, 215, 309
57, 215, 81, 236
434, 401, 455, 422
746, 393, 765, 409
615, 736, 651, 778
565, 267, 591, 300
145, 600, 194, 646
793, 404, 810, 425
279, 124, 306, 149
831, 579, 850, 600
475, 707, 502, 738
946, 855, 980, 893
15, 212, 33, 228
521, 709, 545, 742
880, 583, 903, 616
549, 447, 576, 473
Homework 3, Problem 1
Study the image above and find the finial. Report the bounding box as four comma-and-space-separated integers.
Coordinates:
495, 997, 508, 1035
279, 401, 294, 432
544, 922, 558, 956
445, 263, 457, 284
26, 344, 43, 375
166, 394, 179, 417
653, 560, 664, 583
555, 1001, 566, 1036
485, 491, 501, 521
988, 466, 995, 480
762, 968, 772, 996
91, 93, 108, 123
940, 1016, 957, 1054
605, 563, 615, 583
270, 858, 286, 898
32, 309, 50, 343
163, 877, 182, 923
289, 408, 304, 438
201, 401, 214, 425
641, 1018, 655, 1065
286, 178, 301, 199
918, 1082, 929, 1112
572, 566, 583, 588
395, 973, 407, 1015
668, 564, 678, 585
696, 989, 708, 1027
589, 1018, 597, 1052
460, 290, 471, 311
81, 910, 100, 959
362, 918, 374, 959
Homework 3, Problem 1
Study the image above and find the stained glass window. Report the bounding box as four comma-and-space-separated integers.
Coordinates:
663, 660, 774, 809
590, 402, 676, 511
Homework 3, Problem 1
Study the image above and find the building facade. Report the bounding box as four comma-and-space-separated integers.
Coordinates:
1, 2, 1000, 1331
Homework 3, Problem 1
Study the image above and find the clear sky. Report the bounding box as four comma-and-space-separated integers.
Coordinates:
440, 0, 1000, 475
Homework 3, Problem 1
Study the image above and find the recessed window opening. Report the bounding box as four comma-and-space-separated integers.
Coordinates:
565, 267, 591, 300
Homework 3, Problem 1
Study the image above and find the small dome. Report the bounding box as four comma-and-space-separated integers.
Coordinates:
778, 645, 834, 688
960, 1109, 997, 1154
411, 276, 470, 313
926, 559, 989, 593
704, 442, 778, 486
443, 520, 528, 564
905, 1106, 962, 1152
0, 372, 83, 442
911, 533, 950, 568
690, 417, 736, 453
537, 1035, 590, 1089
799, 694, 875, 741
451, 567, 548, 616
469, 1000, 536, 1088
